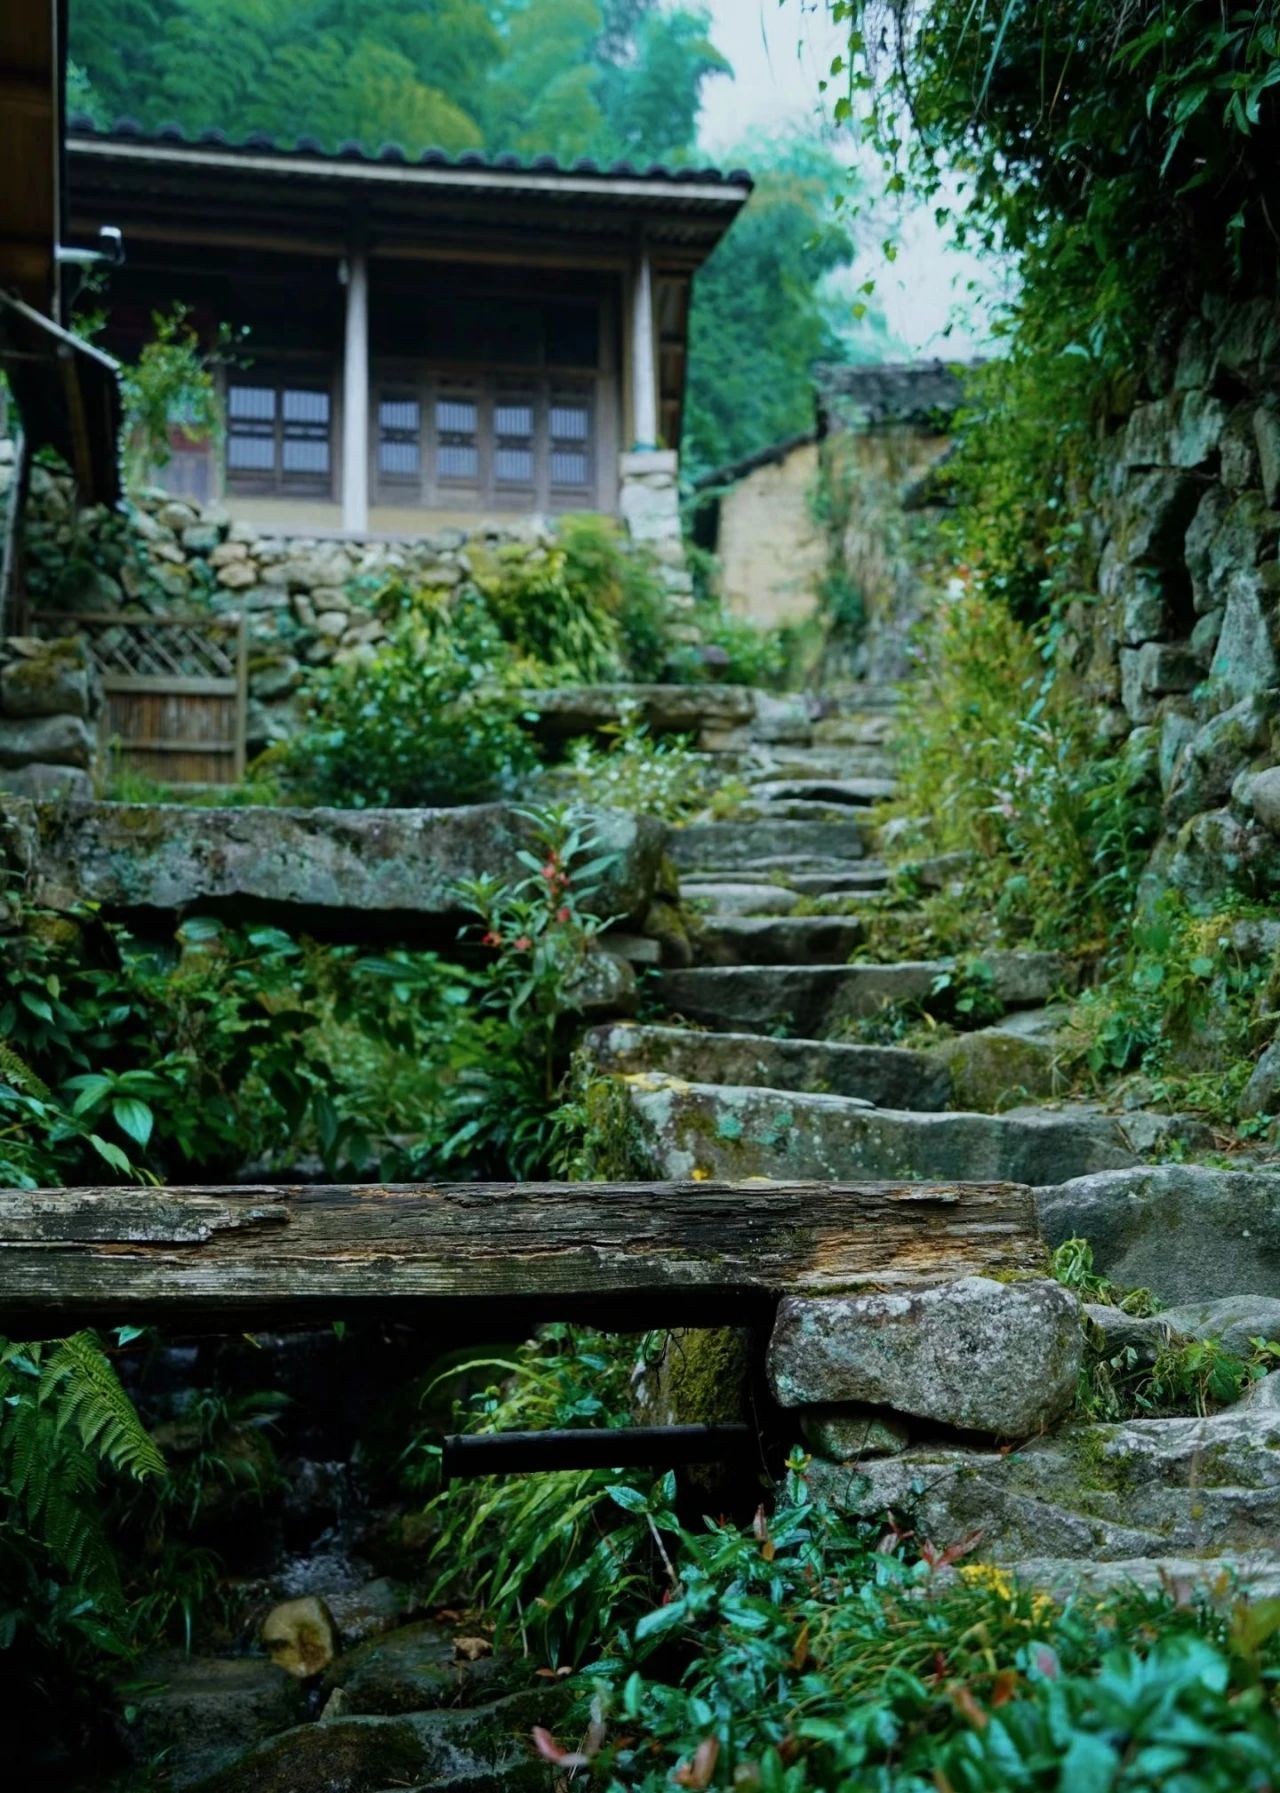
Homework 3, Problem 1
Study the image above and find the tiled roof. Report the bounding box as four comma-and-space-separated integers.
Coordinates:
816, 360, 975, 430
67, 114, 754, 190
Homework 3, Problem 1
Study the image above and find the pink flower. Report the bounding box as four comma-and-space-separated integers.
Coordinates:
513, 935, 532, 951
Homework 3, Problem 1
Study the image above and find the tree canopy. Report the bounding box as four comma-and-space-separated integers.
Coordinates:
682, 135, 892, 482
68, 0, 729, 166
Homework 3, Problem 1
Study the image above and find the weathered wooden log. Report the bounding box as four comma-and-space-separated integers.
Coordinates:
0, 1179, 1045, 1333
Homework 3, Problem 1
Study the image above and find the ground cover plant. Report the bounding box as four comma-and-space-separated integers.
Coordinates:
414, 1328, 1280, 1791
0, 806, 619, 1187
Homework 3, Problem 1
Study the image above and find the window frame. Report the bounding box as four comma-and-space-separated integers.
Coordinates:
224, 370, 336, 499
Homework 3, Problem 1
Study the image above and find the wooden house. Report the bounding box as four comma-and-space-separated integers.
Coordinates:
67, 118, 750, 537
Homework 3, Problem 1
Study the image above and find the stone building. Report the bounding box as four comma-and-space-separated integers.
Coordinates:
67, 118, 750, 551
695, 360, 967, 675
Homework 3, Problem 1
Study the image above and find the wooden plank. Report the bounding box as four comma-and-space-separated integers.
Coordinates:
0, 1179, 1044, 1334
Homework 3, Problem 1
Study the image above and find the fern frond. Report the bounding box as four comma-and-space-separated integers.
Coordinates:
44, 1333, 167, 1482
0, 1037, 52, 1105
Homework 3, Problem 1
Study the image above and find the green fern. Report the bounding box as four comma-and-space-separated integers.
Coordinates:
0, 1332, 166, 1606
0, 1037, 52, 1105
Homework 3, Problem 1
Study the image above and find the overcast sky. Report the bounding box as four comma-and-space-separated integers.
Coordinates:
696, 0, 1003, 359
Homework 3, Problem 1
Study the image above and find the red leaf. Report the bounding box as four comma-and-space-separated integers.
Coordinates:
674, 1736, 720, 1789
531, 1727, 591, 1768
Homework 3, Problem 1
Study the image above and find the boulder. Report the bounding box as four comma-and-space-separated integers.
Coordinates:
1239, 1035, 1280, 1117
800, 1408, 912, 1462
1162, 694, 1270, 826
932, 1024, 1064, 1111
121, 1656, 306, 1791
1157, 1295, 1280, 1358
1163, 804, 1280, 906
187, 1696, 552, 1793
807, 1407, 1280, 1567
0, 637, 96, 718
1209, 560, 1280, 699
768, 1277, 1081, 1438
321, 1621, 526, 1716
1036, 1164, 1280, 1301
0, 762, 93, 801
0, 712, 93, 769
32, 802, 666, 930
1236, 765, 1280, 835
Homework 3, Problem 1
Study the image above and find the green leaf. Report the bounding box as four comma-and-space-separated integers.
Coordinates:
112, 1097, 154, 1149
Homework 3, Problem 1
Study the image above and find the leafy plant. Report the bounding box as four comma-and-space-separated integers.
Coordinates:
419, 1324, 659, 1667
553, 706, 712, 822
272, 592, 536, 808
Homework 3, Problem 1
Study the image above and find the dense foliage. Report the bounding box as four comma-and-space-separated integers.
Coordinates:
0, 808, 620, 1189
69, 0, 728, 166
834, 1, 1280, 611
416, 1329, 1280, 1790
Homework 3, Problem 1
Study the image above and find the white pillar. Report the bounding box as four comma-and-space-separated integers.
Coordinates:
630, 244, 658, 451
341, 246, 369, 533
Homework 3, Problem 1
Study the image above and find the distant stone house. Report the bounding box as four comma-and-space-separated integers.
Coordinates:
67, 118, 750, 549
695, 360, 969, 669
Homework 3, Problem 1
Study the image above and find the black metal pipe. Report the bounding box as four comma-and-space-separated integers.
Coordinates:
440, 1423, 756, 1483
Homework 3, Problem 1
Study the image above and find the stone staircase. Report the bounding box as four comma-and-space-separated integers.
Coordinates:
584, 682, 1280, 1597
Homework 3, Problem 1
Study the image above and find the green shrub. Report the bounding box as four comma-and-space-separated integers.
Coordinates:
554, 706, 711, 822
669, 604, 787, 689
271, 597, 536, 808
885, 584, 1156, 951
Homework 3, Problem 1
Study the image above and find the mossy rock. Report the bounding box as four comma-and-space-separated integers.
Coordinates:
633, 1327, 753, 1428
933, 1026, 1063, 1112
322, 1622, 531, 1716
189, 1692, 556, 1793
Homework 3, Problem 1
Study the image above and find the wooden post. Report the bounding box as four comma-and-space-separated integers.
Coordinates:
340, 244, 369, 533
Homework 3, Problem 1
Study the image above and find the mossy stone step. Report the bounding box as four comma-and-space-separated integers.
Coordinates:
742, 747, 896, 783
656, 952, 1069, 1034
681, 862, 890, 893
617, 1075, 1140, 1185
807, 1407, 1280, 1581
694, 913, 868, 967
585, 1023, 951, 1109
730, 798, 875, 823
679, 880, 802, 916
671, 818, 869, 871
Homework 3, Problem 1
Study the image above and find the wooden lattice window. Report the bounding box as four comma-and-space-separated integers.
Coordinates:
227, 378, 333, 495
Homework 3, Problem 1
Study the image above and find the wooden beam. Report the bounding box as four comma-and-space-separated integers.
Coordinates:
0, 1179, 1044, 1335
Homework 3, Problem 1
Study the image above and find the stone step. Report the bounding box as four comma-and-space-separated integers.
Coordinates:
619, 1075, 1140, 1184
672, 818, 869, 871
786, 865, 893, 894
730, 798, 874, 823
812, 714, 895, 748
680, 880, 801, 916
657, 952, 1069, 1034
824, 684, 902, 713
808, 1406, 1280, 1586
694, 913, 867, 967
747, 778, 897, 808
742, 747, 896, 784
583, 1023, 951, 1110
682, 861, 890, 892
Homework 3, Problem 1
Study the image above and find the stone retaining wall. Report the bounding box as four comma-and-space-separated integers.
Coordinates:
15, 456, 694, 760
0, 635, 99, 800
1061, 296, 1280, 907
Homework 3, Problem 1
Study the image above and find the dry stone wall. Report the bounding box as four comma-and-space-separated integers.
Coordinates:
0, 635, 100, 800
1062, 295, 1280, 908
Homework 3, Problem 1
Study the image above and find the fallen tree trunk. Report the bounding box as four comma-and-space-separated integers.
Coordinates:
0, 1179, 1044, 1333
